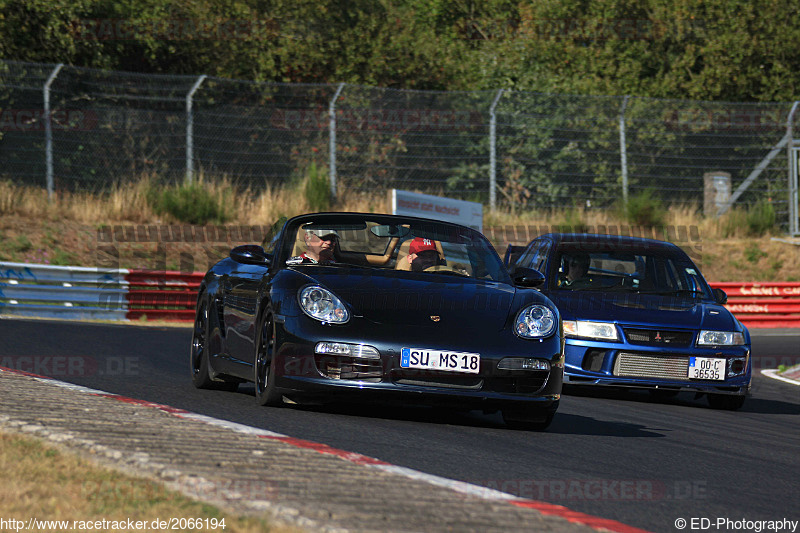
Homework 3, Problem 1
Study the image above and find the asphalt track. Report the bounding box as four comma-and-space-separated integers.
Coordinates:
1, 318, 798, 533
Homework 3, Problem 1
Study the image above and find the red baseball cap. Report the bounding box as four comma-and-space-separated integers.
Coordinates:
409, 237, 437, 255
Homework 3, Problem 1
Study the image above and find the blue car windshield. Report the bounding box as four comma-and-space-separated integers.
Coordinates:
554, 249, 712, 299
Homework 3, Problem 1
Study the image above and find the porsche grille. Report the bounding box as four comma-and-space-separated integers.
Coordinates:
315, 355, 382, 382
613, 353, 689, 380
391, 374, 549, 394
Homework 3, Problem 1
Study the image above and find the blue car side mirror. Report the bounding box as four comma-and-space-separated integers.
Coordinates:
712, 287, 728, 305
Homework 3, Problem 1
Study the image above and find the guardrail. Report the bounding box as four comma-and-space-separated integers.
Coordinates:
711, 282, 800, 329
2, 262, 799, 328
0, 262, 201, 322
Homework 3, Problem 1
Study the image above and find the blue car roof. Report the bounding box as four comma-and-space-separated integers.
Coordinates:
538, 233, 686, 254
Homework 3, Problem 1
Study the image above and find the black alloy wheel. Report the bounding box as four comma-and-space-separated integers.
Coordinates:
191, 294, 237, 391
255, 309, 282, 406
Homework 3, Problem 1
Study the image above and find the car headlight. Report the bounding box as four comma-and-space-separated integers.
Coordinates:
298, 286, 350, 324
514, 304, 556, 339
563, 320, 618, 341
697, 330, 745, 346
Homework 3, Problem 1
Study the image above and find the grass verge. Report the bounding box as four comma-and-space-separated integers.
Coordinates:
0, 431, 288, 532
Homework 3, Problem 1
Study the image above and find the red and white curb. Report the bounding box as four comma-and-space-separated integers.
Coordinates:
761, 367, 800, 386
0, 366, 650, 533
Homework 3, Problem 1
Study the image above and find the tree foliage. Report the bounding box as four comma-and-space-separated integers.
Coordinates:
0, 0, 797, 101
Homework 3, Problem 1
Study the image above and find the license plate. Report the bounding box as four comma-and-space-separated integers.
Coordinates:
400, 347, 480, 374
688, 357, 726, 380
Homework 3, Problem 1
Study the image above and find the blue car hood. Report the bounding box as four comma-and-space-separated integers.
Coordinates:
548, 291, 738, 331
291, 268, 518, 330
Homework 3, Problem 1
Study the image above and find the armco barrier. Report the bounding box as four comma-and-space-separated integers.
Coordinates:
0, 261, 201, 322
711, 282, 800, 329
125, 269, 202, 321
2, 262, 799, 327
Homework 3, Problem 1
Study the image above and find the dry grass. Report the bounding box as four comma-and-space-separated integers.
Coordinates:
0, 175, 379, 226
0, 176, 770, 238
0, 431, 290, 532
485, 203, 736, 242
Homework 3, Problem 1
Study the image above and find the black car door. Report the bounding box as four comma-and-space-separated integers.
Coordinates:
220, 260, 267, 368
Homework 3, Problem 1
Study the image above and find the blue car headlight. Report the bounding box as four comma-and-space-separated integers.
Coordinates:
298, 285, 350, 324
514, 304, 556, 339
697, 330, 745, 346
563, 320, 619, 341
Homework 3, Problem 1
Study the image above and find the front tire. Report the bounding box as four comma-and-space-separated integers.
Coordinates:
255, 308, 283, 406
191, 294, 238, 392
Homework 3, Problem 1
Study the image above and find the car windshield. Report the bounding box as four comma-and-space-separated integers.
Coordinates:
281, 215, 511, 283
553, 245, 713, 299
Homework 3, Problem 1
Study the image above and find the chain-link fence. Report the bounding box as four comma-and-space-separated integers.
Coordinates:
2, 59, 799, 228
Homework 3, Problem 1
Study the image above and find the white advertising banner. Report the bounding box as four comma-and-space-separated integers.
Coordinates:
391, 189, 483, 232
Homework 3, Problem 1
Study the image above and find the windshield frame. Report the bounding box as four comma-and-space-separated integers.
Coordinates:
275, 213, 513, 285
549, 241, 714, 300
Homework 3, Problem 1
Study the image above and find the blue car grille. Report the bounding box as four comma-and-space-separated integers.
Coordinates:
613, 353, 689, 380
623, 328, 694, 347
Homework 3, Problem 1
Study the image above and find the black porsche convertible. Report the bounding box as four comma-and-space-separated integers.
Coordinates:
191, 212, 563, 429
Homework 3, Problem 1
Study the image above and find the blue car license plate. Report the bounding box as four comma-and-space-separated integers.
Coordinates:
688, 357, 725, 380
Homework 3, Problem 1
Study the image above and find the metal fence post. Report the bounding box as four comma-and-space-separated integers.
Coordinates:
43, 63, 64, 201
329, 83, 346, 198
185, 74, 207, 184
787, 101, 800, 235
489, 89, 504, 212
717, 106, 796, 217
619, 95, 630, 206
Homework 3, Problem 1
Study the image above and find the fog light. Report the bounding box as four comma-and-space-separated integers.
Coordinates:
728, 357, 747, 376
315, 342, 380, 359
497, 358, 550, 371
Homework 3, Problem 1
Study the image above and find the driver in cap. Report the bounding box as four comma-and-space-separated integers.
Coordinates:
287, 227, 339, 265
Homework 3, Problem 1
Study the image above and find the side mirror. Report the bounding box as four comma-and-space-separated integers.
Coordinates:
712, 287, 728, 305
513, 267, 545, 288
230, 245, 270, 266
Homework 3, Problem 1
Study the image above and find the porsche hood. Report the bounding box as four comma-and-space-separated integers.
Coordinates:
291, 268, 521, 330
